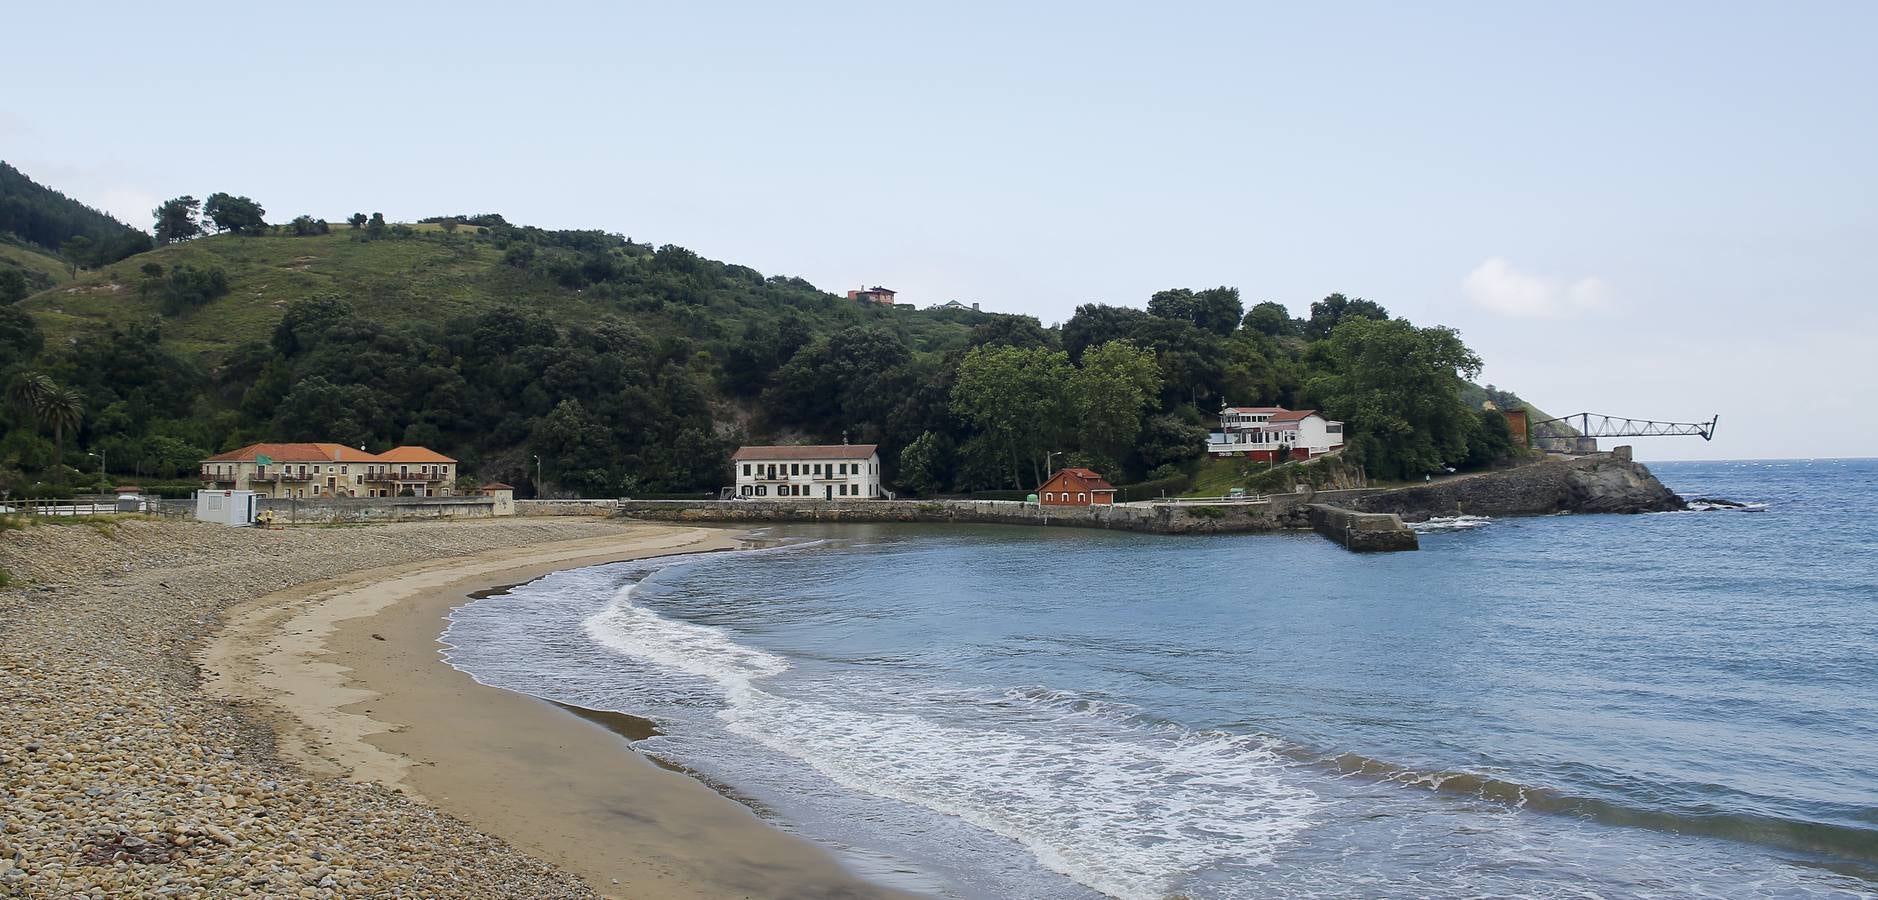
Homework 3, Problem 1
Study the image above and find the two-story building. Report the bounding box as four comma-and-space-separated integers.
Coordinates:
845, 286, 897, 306
1037, 467, 1116, 506
199, 442, 458, 499
732, 444, 888, 499
1207, 406, 1345, 461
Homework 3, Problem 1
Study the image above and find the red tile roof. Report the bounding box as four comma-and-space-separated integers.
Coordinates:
733, 444, 879, 461
375, 446, 457, 463
479, 482, 516, 491
202, 442, 380, 463
1042, 468, 1117, 493
1269, 409, 1319, 423
203, 442, 455, 464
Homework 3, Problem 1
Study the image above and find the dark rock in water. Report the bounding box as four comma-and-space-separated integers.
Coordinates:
1355, 448, 1686, 519
1687, 497, 1762, 511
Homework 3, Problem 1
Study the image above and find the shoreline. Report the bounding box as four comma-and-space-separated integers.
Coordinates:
202, 521, 905, 899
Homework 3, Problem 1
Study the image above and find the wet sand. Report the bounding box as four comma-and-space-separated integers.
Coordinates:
205, 521, 901, 899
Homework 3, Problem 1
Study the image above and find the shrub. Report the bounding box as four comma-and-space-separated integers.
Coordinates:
1114, 473, 1193, 502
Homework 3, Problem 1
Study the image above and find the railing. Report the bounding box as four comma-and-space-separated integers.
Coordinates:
249, 472, 314, 483
0, 498, 146, 517
1150, 494, 1270, 505
361, 471, 449, 483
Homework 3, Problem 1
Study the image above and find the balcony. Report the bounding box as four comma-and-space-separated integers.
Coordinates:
250, 472, 314, 483
362, 471, 449, 483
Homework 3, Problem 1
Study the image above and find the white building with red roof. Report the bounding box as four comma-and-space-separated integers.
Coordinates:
732, 444, 887, 499
1209, 405, 1344, 461
200, 442, 458, 498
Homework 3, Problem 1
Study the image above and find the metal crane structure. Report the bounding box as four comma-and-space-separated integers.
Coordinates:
1529, 413, 1718, 453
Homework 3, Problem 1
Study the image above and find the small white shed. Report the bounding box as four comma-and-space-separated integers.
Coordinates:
195, 490, 260, 527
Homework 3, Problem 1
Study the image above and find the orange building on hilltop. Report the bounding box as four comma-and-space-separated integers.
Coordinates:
1037, 468, 1117, 506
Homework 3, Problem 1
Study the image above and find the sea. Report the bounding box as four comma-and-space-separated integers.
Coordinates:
441, 459, 1878, 899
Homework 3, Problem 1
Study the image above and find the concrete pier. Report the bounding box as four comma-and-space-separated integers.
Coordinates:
1306, 504, 1419, 552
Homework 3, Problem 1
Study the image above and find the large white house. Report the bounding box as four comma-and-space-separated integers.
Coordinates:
1207, 406, 1345, 461
732, 444, 890, 499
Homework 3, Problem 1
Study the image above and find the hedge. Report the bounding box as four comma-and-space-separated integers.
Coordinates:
1114, 473, 1194, 502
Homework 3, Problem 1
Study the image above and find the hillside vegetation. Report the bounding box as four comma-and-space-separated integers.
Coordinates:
0, 166, 1532, 499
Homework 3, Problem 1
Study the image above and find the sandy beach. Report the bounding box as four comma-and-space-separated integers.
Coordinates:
0, 516, 898, 899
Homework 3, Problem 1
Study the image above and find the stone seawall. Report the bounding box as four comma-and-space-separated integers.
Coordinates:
1353, 448, 1685, 520
617, 498, 1304, 535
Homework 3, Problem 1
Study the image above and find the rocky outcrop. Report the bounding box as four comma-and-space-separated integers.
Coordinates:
1353, 448, 1685, 520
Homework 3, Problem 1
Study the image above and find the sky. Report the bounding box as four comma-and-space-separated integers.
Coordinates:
5, 2, 1875, 460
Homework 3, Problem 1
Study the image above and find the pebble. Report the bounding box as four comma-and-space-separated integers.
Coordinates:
0, 519, 619, 898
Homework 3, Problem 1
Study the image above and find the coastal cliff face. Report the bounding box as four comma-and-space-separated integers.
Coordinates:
1353, 449, 1686, 520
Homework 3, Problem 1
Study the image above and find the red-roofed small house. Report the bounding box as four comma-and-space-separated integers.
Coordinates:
1037, 468, 1116, 506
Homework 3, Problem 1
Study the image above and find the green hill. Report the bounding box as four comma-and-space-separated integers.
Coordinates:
0, 164, 1532, 499
21, 228, 981, 361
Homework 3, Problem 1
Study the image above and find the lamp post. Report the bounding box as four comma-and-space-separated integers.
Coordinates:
88, 449, 105, 479
533, 454, 542, 499
1045, 450, 1062, 476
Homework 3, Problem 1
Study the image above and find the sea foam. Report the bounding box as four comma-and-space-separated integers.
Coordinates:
580, 583, 1323, 900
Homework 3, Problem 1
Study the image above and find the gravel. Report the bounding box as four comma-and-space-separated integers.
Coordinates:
0, 517, 636, 899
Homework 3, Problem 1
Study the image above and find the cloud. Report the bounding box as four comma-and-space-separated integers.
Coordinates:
1462, 258, 1611, 318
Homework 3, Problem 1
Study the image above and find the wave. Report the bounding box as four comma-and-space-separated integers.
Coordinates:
1297, 750, 1878, 871
581, 587, 1322, 900
1409, 515, 1493, 533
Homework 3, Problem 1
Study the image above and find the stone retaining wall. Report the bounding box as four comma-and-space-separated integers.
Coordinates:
515, 499, 621, 517
258, 496, 500, 525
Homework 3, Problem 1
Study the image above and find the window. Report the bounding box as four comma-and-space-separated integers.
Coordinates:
840, 463, 849, 475
791, 463, 800, 476
839, 484, 848, 496
1079, 493, 1087, 502
756, 485, 767, 496
742, 464, 751, 476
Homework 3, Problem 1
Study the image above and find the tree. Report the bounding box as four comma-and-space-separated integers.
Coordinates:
152, 196, 203, 245
34, 385, 84, 473
347, 213, 368, 230
1062, 303, 1153, 361
154, 265, 230, 315
1148, 286, 1242, 337
0, 268, 27, 304
950, 344, 1073, 488
967, 315, 1055, 350
1072, 340, 1161, 465
366, 213, 387, 238
290, 215, 330, 236
0, 308, 42, 371
1242, 301, 1299, 337
896, 431, 951, 497
1305, 293, 1390, 340
1303, 317, 1481, 480
60, 235, 94, 276
204, 193, 268, 235
5, 370, 52, 418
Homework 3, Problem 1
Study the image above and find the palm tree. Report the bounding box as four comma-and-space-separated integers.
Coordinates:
34, 386, 84, 477
5, 371, 52, 418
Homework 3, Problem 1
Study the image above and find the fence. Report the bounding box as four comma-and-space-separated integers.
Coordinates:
1, 497, 149, 518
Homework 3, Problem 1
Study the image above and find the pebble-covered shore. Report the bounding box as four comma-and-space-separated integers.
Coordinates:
0, 517, 637, 899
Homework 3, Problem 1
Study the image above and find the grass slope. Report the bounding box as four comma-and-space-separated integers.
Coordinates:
18, 230, 988, 361
1, 240, 72, 287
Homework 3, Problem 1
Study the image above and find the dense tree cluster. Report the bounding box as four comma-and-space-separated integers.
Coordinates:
0, 162, 152, 265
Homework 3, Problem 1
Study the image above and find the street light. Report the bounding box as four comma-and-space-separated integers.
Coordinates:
533, 454, 542, 499
88, 449, 105, 479
1045, 450, 1063, 476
